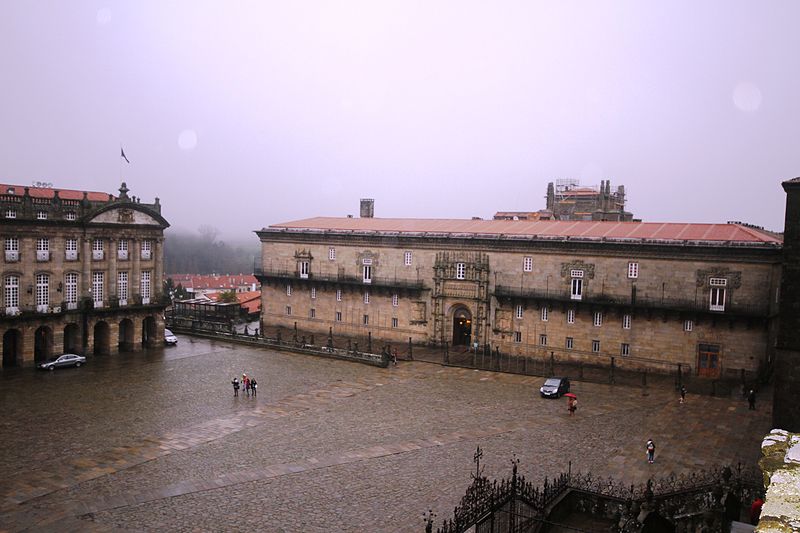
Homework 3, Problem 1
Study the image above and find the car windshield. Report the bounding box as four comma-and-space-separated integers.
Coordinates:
165, 329, 173, 336
544, 379, 561, 387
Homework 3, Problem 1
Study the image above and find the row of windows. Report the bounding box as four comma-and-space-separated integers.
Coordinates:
3, 271, 152, 311
285, 305, 401, 328
4, 237, 153, 262
286, 284, 400, 306
325, 248, 415, 267
522, 258, 640, 279
513, 305, 695, 331
4, 208, 80, 220
512, 333, 632, 355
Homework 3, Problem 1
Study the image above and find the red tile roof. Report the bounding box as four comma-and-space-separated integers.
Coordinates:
168, 274, 259, 290
0, 183, 113, 202
266, 218, 782, 245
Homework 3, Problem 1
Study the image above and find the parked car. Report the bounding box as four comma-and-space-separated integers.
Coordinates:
540, 377, 570, 398
164, 329, 178, 345
38, 353, 86, 371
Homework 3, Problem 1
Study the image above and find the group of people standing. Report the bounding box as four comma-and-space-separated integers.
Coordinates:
231, 373, 258, 397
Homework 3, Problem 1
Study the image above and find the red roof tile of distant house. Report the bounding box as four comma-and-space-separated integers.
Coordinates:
0, 183, 113, 202
265, 218, 781, 245
167, 274, 259, 290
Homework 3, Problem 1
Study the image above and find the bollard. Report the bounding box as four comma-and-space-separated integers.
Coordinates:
610, 356, 616, 384
408, 337, 413, 360
549, 351, 555, 377
368, 331, 372, 353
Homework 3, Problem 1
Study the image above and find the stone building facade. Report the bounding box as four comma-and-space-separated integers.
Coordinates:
1, 182, 169, 368
256, 212, 783, 380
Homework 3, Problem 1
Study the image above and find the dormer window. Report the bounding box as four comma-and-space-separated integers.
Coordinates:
5, 208, 16, 219
36, 210, 48, 220
65, 211, 76, 221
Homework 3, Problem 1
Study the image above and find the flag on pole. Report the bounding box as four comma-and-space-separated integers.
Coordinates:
121, 147, 130, 163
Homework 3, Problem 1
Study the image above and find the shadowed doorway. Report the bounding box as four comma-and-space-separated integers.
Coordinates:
452, 307, 472, 346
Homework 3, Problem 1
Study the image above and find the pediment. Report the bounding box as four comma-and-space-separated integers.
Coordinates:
88, 207, 161, 226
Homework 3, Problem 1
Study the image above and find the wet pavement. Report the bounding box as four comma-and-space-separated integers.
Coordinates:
0, 335, 772, 532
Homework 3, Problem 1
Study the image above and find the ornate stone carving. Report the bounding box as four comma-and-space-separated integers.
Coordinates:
356, 250, 379, 267
117, 208, 134, 223
293, 249, 313, 260
695, 268, 742, 288
560, 260, 595, 279
443, 281, 479, 299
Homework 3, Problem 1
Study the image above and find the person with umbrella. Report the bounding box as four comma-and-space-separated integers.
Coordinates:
565, 393, 577, 416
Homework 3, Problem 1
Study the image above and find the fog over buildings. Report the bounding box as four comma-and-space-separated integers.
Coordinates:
1, 1, 799, 239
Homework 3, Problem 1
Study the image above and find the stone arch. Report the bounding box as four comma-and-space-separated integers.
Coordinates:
63, 323, 82, 354
142, 316, 157, 348
119, 319, 135, 352
451, 305, 473, 347
93, 321, 111, 356
2, 329, 22, 368
34, 325, 54, 363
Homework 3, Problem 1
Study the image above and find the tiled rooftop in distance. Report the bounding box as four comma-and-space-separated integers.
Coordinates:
266, 217, 782, 245
0, 183, 113, 202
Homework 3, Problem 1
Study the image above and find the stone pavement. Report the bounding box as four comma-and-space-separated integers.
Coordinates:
0, 336, 771, 532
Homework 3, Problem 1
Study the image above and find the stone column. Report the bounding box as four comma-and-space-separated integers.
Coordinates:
81, 236, 91, 298
154, 238, 164, 300
132, 238, 141, 301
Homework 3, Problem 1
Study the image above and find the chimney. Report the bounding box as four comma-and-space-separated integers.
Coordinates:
360, 198, 374, 218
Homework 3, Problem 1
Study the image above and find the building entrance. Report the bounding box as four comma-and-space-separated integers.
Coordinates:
3, 329, 21, 368
452, 308, 472, 346
697, 343, 721, 378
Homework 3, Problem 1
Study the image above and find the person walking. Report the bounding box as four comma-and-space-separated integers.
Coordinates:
250, 377, 257, 396
748, 389, 757, 410
646, 439, 656, 464
567, 397, 577, 416
232, 377, 240, 397
679, 385, 687, 404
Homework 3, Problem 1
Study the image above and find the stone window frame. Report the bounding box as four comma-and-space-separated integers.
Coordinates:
684, 319, 694, 332
539, 333, 547, 346
363, 290, 370, 304
286, 305, 292, 316
336, 289, 342, 302
513, 331, 522, 343
392, 293, 399, 307
567, 309, 575, 324
523, 256, 532, 272
621, 343, 630, 356
540, 306, 548, 322
565, 337, 573, 350
310, 308, 316, 319
286, 284, 292, 297
5, 207, 17, 219
593, 311, 603, 327
36, 210, 48, 220
335, 311, 342, 322
456, 263, 466, 280
515, 304, 523, 319
328, 247, 336, 261
363, 314, 369, 326
404, 251, 412, 266
627, 262, 639, 279
311, 287, 316, 299
65, 211, 77, 221
622, 314, 631, 329
591, 339, 600, 353
391, 317, 399, 328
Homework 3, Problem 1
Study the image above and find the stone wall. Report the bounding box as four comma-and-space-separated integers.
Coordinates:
757, 429, 800, 531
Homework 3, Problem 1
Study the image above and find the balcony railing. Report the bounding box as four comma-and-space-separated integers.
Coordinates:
5, 250, 18, 262
254, 267, 426, 291
494, 285, 770, 317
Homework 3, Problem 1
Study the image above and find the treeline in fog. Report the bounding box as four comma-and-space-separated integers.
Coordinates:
164, 226, 260, 275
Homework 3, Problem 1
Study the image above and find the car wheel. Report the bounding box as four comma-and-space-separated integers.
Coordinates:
48, 366, 54, 371
75, 362, 81, 367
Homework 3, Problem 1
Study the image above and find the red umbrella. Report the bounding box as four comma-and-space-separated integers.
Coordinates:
564, 393, 577, 399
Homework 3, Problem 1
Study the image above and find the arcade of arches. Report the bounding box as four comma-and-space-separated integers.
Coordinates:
0, 312, 164, 369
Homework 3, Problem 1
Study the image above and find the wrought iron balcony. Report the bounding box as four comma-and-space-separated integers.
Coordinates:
254, 267, 426, 291
493, 285, 770, 318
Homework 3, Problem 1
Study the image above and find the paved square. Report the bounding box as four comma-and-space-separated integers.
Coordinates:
0, 336, 771, 532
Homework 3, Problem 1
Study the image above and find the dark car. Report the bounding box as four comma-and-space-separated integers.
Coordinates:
38, 353, 86, 371
540, 377, 570, 398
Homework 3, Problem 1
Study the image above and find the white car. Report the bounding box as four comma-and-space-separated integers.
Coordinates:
164, 329, 178, 345
38, 353, 86, 370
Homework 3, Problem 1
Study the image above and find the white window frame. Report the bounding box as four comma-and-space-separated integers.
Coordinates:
540, 306, 548, 322
286, 284, 292, 296
391, 317, 398, 328
35, 273, 49, 312
363, 290, 370, 304
622, 314, 631, 329
286, 305, 292, 315
362, 264, 372, 284
592, 339, 600, 353
5, 207, 16, 219
4, 237, 19, 262
65, 272, 78, 309
36, 238, 50, 261
515, 304, 523, 319
404, 251, 412, 266
684, 319, 694, 332
328, 247, 336, 261
141, 271, 151, 304
117, 239, 129, 260
311, 287, 316, 299
456, 263, 465, 280
567, 309, 575, 324
65, 238, 78, 261
392, 293, 398, 307
710, 287, 726, 312
513, 331, 522, 343
336, 289, 342, 302
523, 256, 532, 272
363, 314, 369, 326
539, 334, 547, 346
5, 275, 19, 312
571, 278, 583, 300
141, 240, 152, 260
310, 308, 316, 319
118, 271, 129, 305
299, 261, 309, 279
36, 210, 48, 220
65, 211, 76, 221
92, 271, 104, 307
621, 343, 630, 356
92, 239, 104, 260
593, 311, 603, 327
627, 262, 639, 279
565, 337, 573, 350
335, 311, 342, 322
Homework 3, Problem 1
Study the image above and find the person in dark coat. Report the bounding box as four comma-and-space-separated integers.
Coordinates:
232, 377, 240, 397
748, 389, 757, 410
250, 378, 257, 396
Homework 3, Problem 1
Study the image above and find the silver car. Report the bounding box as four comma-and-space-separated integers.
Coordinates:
164, 329, 178, 345
38, 353, 86, 370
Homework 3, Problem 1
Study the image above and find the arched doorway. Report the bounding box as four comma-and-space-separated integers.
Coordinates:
63, 323, 81, 354
119, 319, 134, 352
452, 307, 472, 346
2, 329, 22, 368
93, 321, 110, 355
34, 326, 54, 364
142, 316, 156, 348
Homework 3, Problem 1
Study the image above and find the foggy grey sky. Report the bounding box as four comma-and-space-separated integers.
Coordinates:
2, 1, 799, 240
